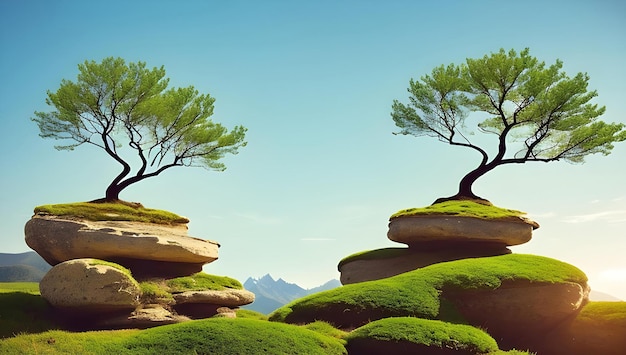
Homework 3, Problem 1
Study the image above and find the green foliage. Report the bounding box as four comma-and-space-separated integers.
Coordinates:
392, 48, 626, 198
390, 200, 526, 219
269, 254, 587, 327
34, 202, 189, 225
345, 317, 498, 353
166, 273, 242, 292
32, 57, 247, 200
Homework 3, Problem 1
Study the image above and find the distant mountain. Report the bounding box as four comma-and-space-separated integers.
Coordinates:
243, 274, 341, 314
589, 290, 622, 302
0, 251, 51, 282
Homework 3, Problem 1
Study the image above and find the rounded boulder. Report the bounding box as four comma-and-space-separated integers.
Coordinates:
39, 258, 141, 313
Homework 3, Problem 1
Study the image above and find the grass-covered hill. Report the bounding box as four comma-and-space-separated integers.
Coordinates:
269, 254, 587, 328
2, 254, 623, 354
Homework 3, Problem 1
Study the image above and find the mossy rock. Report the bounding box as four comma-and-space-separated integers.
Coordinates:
344, 317, 499, 355
390, 200, 527, 220
34, 202, 189, 225
269, 254, 587, 329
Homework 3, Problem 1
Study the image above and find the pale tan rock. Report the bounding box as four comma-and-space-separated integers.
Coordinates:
387, 215, 538, 247
339, 247, 511, 285
39, 258, 140, 312
25, 215, 219, 267
173, 289, 255, 306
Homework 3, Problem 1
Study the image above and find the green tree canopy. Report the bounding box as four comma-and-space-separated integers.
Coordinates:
34, 57, 247, 202
392, 48, 626, 203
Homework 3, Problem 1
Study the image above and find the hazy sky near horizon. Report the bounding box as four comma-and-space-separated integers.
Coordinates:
1, 1, 625, 298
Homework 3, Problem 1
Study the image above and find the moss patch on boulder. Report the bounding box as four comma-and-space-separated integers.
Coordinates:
34, 202, 189, 225
390, 200, 526, 220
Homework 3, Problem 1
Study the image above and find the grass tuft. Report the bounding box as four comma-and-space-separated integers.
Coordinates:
34, 202, 189, 225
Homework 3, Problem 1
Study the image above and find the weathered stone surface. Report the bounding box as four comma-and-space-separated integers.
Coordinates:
88, 304, 190, 330
339, 247, 511, 285
39, 258, 140, 312
173, 289, 255, 306
387, 215, 538, 247
25, 215, 219, 268
446, 280, 589, 349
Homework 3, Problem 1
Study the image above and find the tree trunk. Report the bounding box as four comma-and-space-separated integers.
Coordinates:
104, 183, 123, 202
432, 164, 495, 205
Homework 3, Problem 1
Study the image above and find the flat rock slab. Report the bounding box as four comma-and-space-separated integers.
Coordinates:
39, 258, 141, 312
339, 247, 511, 285
173, 289, 255, 306
387, 215, 538, 247
25, 215, 219, 266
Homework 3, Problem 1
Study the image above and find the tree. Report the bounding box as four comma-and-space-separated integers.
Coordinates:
33, 57, 247, 202
391, 48, 626, 203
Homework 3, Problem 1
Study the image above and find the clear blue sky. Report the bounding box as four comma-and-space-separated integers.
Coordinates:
1, 0, 625, 298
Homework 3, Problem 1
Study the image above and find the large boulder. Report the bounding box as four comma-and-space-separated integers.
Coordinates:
25, 215, 219, 277
445, 279, 590, 350
387, 215, 538, 247
39, 258, 141, 313
339, 246, 511, 285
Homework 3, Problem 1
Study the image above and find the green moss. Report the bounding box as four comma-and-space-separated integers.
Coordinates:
87, 259, 134, 278
34, 202, 189, 225
166, 273, 242, 292
345, 317, 498, 353
269, 254, 587, 328
0, 319, 347, 354
120, 318, 347, 354
304, 321, 348, 340
390, 200, 526, 220
138, 281, 174, 304
235, 309, 268, 320
577, 301, 626, 327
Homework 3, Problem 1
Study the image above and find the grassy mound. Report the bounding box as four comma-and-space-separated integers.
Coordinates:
0, 318, 347, 354
34, 202, 189, 225
345, 317, 499, 354
391, 200, 526, 220
269, 254, 587, 328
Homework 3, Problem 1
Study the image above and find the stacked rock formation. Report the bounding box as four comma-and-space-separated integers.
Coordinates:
335, 202, 600, 351
25, 214, 254, 329
339, 211, 539, 284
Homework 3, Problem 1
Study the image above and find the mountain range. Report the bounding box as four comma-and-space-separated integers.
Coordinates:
0, 251, 51, 282
243, 274, 341, 314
